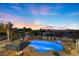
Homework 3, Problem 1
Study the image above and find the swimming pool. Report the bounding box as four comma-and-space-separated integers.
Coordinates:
28, 40, 64, 52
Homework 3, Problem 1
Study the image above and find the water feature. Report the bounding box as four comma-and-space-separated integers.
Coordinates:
28, 39, 64, 52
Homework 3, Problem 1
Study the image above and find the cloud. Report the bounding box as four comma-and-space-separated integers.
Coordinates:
67, 12, 79, 16
9, 3, 23, 12
11, 6, 22, 11
0, 12, 43, 29
0, 12, 79, 30
54, 4, 63, 10
65, 23, 79, 30
27, 4, 59, 16
31, 19, 42, 25
0, 19, 8, 24
0, 15, 30, 29
0, 12, 27, 25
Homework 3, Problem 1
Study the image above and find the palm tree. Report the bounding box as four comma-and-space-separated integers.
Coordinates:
3, 22, 13, 43
0, 23, 4, 31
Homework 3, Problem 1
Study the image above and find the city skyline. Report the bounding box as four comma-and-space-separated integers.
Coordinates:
0, 3, 79, 30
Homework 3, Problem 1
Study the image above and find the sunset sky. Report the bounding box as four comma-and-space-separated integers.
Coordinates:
0, 3, 79, 29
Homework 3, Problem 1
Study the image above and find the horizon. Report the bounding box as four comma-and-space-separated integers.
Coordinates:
0, 3, 79, 30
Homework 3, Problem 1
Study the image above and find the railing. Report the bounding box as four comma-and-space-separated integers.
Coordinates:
32, 35, 64, 41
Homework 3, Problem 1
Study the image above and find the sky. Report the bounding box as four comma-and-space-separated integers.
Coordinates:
0, 3, 79, 30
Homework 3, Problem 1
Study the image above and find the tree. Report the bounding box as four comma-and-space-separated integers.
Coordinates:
53, 52, 60, 56
23, 27, 32, 32
3, 22, 13, 42
0, 23, 4, 31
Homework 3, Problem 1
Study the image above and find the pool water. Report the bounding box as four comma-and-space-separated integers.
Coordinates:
28, 40, 64, 52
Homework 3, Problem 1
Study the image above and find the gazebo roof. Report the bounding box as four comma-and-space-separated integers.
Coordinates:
3, 41, 31, 51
